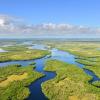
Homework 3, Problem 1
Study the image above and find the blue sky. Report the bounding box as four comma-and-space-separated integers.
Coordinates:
0, 0, 100, 38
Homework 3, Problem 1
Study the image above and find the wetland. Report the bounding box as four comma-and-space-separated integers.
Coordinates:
0, 39, 100, 100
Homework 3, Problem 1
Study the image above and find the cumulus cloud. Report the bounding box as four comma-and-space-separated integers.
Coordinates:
0, 14, 100, 37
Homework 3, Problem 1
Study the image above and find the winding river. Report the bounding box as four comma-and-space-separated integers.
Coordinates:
0, 45, 100, 100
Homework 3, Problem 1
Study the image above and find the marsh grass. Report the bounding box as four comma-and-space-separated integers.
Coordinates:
0, 46, 50, 62
0, 72, 28, 87
42, 60, 100, 100
0, 64, 44, 100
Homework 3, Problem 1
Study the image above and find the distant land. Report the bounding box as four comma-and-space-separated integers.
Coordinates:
0, 38, 100, 42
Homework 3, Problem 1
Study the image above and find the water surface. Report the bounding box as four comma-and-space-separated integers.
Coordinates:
0, 48, 7, 52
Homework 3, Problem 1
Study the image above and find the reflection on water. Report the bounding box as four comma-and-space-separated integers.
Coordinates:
28, 44, 49, 50
0, 48, 7, 52
50, 48, 84, 68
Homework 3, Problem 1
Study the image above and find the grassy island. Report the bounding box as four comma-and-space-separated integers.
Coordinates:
0, 45, 50, 62
42, 60, 100, 100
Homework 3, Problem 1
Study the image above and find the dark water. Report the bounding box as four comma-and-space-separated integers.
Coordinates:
0, 45, 100, 100
84, 69, 100, 83
27, 56, 56, 100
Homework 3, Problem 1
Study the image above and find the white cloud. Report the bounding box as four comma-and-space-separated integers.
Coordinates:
0, 14, 100, 37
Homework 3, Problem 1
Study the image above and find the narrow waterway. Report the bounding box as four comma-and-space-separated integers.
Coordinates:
0, 45, 100, 100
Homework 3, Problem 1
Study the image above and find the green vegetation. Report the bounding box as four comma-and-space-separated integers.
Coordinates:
42, 60, 100, 100
29, 62, 36, 65
55, 42, 100, 57
2, 45, 28, 52
0, 72, 28, 87
0, 45, 50, 62
74, 57, 100, 78
92, 81, 100, 87
0, 64, 43, 100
